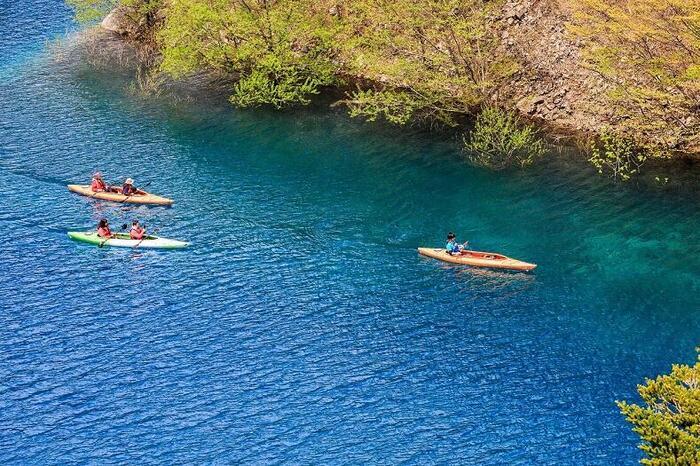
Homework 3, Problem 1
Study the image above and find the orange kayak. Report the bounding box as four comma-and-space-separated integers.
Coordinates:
418, 247, 537, 272
67, 184, 173, 206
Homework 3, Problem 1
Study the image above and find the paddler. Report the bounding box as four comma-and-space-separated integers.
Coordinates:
446, 232, 468, 255
96, 219, 113, 238
90, 172, 109, 192
129, 220, 146, 240
121, 178, 145, 196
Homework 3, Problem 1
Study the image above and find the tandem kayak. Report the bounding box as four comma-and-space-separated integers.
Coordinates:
67, 184, 174, 206
68, 232, 189, 249
418, 247, 537, 272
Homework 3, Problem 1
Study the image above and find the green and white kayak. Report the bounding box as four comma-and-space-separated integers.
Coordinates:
68, 231, 189, 249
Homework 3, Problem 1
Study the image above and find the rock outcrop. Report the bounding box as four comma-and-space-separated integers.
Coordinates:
495, 0, 611, 138
101, 7, 139, 37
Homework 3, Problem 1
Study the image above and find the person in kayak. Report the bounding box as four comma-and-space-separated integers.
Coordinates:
90, 172, 108, 192
129, 220, 146, 240
121, 178, 145, 196
446, 232, 468, 255
96, 219, 113, 238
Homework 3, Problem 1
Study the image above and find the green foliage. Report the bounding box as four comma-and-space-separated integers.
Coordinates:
66, 0, 118, 22
463, 106, 546, 170
617, 350, 700, 466
157, 0, 338, 109
338, 0, 515, 125
588, 130, 648, 182
345, 89, 457, 127
230, 65, 331, 109
153, 0, 516, 115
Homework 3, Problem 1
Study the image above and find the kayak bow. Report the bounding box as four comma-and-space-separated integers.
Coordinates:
68, 232, 189, 249
418, 247, 536, 272
67, 184, 173, 206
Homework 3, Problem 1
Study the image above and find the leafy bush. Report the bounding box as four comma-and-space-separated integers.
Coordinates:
588, 130, 648, 181
344, 89, 458, 127
230, 70, 321, 109
617, 350, 700, 466
229, 54, 336, 109
463, 106, 547, 169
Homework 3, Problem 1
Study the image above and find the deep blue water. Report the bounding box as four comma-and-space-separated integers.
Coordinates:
1, 2, 699, 464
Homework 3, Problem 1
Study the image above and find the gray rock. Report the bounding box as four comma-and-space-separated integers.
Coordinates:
101, 7, 139, 37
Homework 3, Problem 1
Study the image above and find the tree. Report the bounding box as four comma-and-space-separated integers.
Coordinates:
339, 0, 516, 126
617, 350, 700, 465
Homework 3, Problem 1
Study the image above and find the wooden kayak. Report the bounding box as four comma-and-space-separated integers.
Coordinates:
418, 247, 537, 272
67, 184, 174, 206
68, 232, 188, 249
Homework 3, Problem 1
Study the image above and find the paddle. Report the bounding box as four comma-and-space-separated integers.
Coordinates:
98, 224, 128, 248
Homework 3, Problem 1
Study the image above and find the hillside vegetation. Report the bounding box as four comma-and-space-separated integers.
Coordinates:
570, 0, 700, 154
68, 0, 700, 175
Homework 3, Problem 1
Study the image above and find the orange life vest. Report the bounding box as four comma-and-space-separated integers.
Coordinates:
130, 227, 144, 240
97, 226, 112, 238
91, 178, 107, 192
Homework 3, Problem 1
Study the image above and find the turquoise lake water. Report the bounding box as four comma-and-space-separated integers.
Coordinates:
1, 1, 699, 463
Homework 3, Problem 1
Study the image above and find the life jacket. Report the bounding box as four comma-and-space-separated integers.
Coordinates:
91, 178, 107, 192
122, 184, 136, 195
97, 226, 112, 238
130, 227, 144, 240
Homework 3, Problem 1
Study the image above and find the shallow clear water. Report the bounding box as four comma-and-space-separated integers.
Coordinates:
1, 2, 699, 464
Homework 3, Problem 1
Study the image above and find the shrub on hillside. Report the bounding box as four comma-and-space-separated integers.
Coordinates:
463, 106, 546, 170
588, 130, 648, 181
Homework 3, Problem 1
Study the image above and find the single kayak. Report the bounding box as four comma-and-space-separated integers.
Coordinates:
418, 247, 537, 272
68, 231, 189, 249
67, 184, 174, 206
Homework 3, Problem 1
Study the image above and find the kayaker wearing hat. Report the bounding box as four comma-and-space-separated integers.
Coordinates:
96, 219, 113, 238
121, 178, 145, 196
446, 232, 469, 255
90, 172, 109, 192
129, 220, 146, 240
